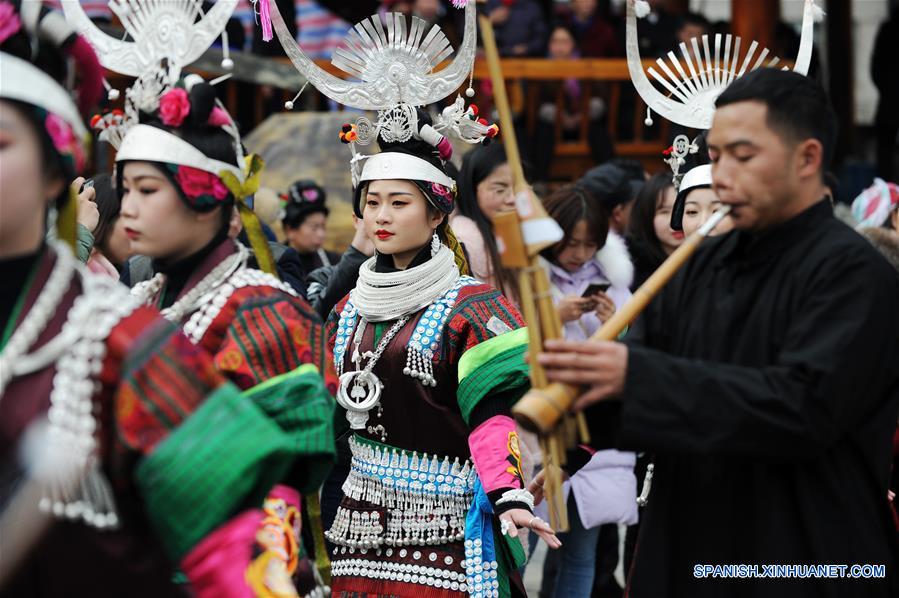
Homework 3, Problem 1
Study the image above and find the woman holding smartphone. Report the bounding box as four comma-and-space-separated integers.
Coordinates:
537, 184, 638, 597
541, 185, 631, 338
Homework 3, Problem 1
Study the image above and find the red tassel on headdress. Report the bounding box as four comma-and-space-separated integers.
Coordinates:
257, 0, 273, 42
436, 137, 453, 161
65, 36, 104, 115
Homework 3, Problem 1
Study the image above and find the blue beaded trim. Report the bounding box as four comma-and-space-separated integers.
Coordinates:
334, 276, 480, 383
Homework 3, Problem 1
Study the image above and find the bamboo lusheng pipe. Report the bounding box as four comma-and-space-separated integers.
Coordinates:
481, 15, 575, 531
478, 15, 527, 195
512, 206, 734, 434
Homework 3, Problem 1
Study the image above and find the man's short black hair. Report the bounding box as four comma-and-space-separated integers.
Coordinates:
715, 68, 838, 174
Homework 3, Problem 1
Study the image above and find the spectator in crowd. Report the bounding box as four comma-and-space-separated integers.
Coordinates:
44, 177, 98, 264
608, 157, 648, 183
558, 0, 621, 56
676, 12, 710, 62
535, 184, 637, 598
485, 0, 548, 56
452, 143, 519, 296
531, 24, 615, 181
580, 163, 641, 236
281, 179, 341, 276
851, 177, 899, 232
671, 165, 734, 238
625, 171, 681, 288
86, 173, 131, 276
872, 3, 899, 180
305, 215, 375, 320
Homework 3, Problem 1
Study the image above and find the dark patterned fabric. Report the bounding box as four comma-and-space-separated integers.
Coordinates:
325, 281, 530, 597
0, 248, 230, 598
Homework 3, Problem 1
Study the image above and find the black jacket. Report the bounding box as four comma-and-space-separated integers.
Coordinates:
604, 200, 899, 597
305, 245, 369, 320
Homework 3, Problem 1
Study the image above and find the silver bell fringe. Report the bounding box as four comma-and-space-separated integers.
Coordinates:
326, 436, 477, 549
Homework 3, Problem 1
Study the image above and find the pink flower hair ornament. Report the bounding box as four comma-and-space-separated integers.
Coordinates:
0, 1, 22, 45
158, 88, 191, 127
39, 110, 87, 174
430, 182, 454, 200
428, 181, 456, 213
166, 164, 231, 210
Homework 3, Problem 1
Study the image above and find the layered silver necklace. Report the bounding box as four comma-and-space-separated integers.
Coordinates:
0, 242, 138, 530
351, 243, 459, 322
335, 241, 460, 432
131, 243, 249, 322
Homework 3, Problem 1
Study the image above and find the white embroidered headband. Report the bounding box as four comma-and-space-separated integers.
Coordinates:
115, 124, 244, 183
0, 52, 87, 140
360, 153, 456, 190
677, 164, 712, 196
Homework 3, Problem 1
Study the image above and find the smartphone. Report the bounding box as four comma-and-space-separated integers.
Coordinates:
80, 179, 94, 193
582, 282, 611, 298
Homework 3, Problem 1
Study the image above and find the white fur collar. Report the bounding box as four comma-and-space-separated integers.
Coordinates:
596, 231, 634, 290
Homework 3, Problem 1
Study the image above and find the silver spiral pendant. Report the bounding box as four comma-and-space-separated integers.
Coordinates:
336, 370, 383, 430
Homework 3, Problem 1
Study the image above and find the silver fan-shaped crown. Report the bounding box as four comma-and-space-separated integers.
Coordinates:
61, 0, 238, 149
61, 0, 237, 79
626, 0, 818, 130
268, 0, 476, 110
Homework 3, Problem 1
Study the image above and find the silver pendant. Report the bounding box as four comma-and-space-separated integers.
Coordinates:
337, 370, 382, 430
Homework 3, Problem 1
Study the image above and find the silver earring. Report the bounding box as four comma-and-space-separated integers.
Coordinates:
430, 231, 441, 257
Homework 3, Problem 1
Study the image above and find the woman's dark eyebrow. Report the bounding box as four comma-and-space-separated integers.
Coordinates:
367, 191, 415, 198
126, 175, 166, 184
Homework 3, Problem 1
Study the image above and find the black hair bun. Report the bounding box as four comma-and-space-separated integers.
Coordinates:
0, 3, 68, 85
187, 81, 217, 127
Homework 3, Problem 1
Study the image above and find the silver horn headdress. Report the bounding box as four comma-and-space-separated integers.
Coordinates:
61, 0, 238, 148
626, 0, 823, 187
265, 0, 496, 186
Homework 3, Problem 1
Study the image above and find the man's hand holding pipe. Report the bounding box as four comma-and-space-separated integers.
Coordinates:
537, 339, 628, 411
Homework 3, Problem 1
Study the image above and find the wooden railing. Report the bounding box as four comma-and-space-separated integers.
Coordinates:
106, 57, 672, 181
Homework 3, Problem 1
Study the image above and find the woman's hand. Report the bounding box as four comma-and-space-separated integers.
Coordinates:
72, 177, 99, 234
589, 292, 616, 324
498, 508, 561, 549
557, 295, 591, 323
526, 466, 569, 507
350, 215, 375, 256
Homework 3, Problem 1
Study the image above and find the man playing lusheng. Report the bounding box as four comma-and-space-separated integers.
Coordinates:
537, 68, 899, 597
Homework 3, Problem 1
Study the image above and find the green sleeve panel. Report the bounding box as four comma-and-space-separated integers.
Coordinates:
242, 363, 336, 492
135, 384, 295, 560
456, 328, 530, 424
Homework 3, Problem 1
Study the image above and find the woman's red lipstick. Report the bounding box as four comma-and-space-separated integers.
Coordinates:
375, 230, 394, 240
125, 227, 140, 240
673, 231, 685, 240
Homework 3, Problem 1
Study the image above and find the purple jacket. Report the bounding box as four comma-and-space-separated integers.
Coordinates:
546, 258, 632, 341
